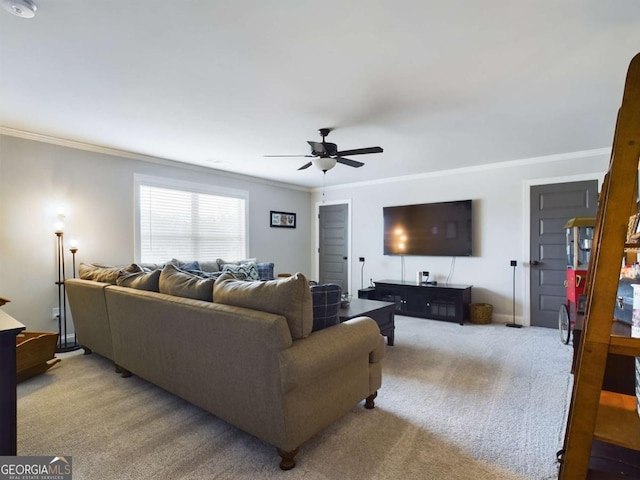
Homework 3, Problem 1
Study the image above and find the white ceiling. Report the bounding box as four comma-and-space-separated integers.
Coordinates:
1, 1, 639, 188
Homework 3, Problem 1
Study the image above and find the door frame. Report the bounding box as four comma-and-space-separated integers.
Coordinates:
315, 199, 352, 293
522, 172, 604, 327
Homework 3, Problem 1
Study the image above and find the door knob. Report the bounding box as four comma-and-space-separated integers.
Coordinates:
343, 256, 348, 260
530, 260, 540, 266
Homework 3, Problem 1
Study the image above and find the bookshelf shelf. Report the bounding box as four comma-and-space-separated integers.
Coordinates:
594, 391, 640, 451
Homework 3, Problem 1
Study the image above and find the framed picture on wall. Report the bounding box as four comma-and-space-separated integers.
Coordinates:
270, 211, 296, 228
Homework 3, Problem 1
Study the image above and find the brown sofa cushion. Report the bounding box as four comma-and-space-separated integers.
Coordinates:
159, 264, 214, 301
79, 263, 139, 284
213, 272, 313, 339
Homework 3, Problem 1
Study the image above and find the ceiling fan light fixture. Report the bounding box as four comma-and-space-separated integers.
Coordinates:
313, 157, 337, 172
265, 127, 383, 173
2, 0, 37, 18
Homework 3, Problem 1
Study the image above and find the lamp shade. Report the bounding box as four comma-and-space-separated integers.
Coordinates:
2, 0, 37, 18
313, 157, 337, 172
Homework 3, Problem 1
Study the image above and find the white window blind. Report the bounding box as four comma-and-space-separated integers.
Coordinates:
135, 176, 248, 264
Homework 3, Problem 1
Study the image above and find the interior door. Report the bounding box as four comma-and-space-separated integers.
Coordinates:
530, 180, 598, 328
319, 203, 349, 292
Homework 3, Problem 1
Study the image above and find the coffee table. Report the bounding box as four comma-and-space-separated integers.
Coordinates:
338, 298, 395, 346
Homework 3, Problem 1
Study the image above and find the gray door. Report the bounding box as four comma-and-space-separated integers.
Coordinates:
319, 204, 349, 292
530, 180, 598, 328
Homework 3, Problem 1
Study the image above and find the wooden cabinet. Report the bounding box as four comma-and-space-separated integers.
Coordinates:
0, 310, 25, 456
374, 280, 472, 324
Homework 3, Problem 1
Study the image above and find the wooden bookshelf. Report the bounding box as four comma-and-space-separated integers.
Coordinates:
559, 52, 640, 479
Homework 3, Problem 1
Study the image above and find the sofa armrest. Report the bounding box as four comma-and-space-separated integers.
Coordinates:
65, 278, 113, 358
279, 316, 384, 392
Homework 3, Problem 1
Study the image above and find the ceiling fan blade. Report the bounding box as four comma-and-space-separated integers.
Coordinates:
335, 146, 383, 156
307, 140, 326, 155
263, 154, 313, 157
297, 162, 313, 170
336, 157, 364, 168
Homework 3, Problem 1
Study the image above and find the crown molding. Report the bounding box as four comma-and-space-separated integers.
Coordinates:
0, 126, 610, 195
0, 127, 311, 193
312, 147, 611, 193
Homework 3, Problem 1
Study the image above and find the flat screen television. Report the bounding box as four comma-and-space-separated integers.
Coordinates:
383, 200, 473, 256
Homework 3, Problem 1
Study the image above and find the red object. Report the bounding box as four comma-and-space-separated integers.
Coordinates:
566, 269, 588, 304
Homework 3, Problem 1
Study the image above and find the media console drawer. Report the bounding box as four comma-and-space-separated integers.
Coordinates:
374, 280, 472, 324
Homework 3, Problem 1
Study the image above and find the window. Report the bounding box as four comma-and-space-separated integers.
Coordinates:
134, 175, 248, 263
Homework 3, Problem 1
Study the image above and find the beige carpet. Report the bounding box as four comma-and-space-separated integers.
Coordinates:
17, 316, 572, 480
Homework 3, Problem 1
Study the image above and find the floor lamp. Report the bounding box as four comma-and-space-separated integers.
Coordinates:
69, 241, 78, 278
54, 223, 80, 352
506, 260, 522, 328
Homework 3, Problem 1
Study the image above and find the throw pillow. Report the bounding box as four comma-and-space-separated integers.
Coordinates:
116, 269, 161, 292
310, 284, 342, 332
213, 272, 313, 340
216, 258, 258, 268
221, 262, 260, 281
139, 262, 163, 271
199, 260, 220, 273
256, 262, 275, 281
168, 258, 201, 272
188, 270, 224, 280
159, 263, 215, 302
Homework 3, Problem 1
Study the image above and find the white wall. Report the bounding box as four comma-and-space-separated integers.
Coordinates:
0, 132, 611, 332
0, 135, 311, 332
310, 151, 610, 326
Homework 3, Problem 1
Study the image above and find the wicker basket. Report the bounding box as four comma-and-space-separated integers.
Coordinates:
470, 303, 493, 324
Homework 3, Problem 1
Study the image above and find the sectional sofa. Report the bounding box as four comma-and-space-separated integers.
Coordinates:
65, 261, 385, 470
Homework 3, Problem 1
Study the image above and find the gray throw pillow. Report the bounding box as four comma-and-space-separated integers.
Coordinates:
159, 263, 214, 301
213, 272, 313, 339
199, 260, 220, 273
167, 258, 201, 272
116, 269, 161, 291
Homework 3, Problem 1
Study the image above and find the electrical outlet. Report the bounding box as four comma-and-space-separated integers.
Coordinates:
52, 307, 59, 321
359, 257, 365, 262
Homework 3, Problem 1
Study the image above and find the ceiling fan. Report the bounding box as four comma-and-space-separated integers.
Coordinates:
264, 128, 383, 172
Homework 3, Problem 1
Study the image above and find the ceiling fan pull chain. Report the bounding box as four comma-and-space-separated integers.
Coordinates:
322, 171, 326, 202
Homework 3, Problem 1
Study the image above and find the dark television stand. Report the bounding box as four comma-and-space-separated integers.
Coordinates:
373, 279, 472, 324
